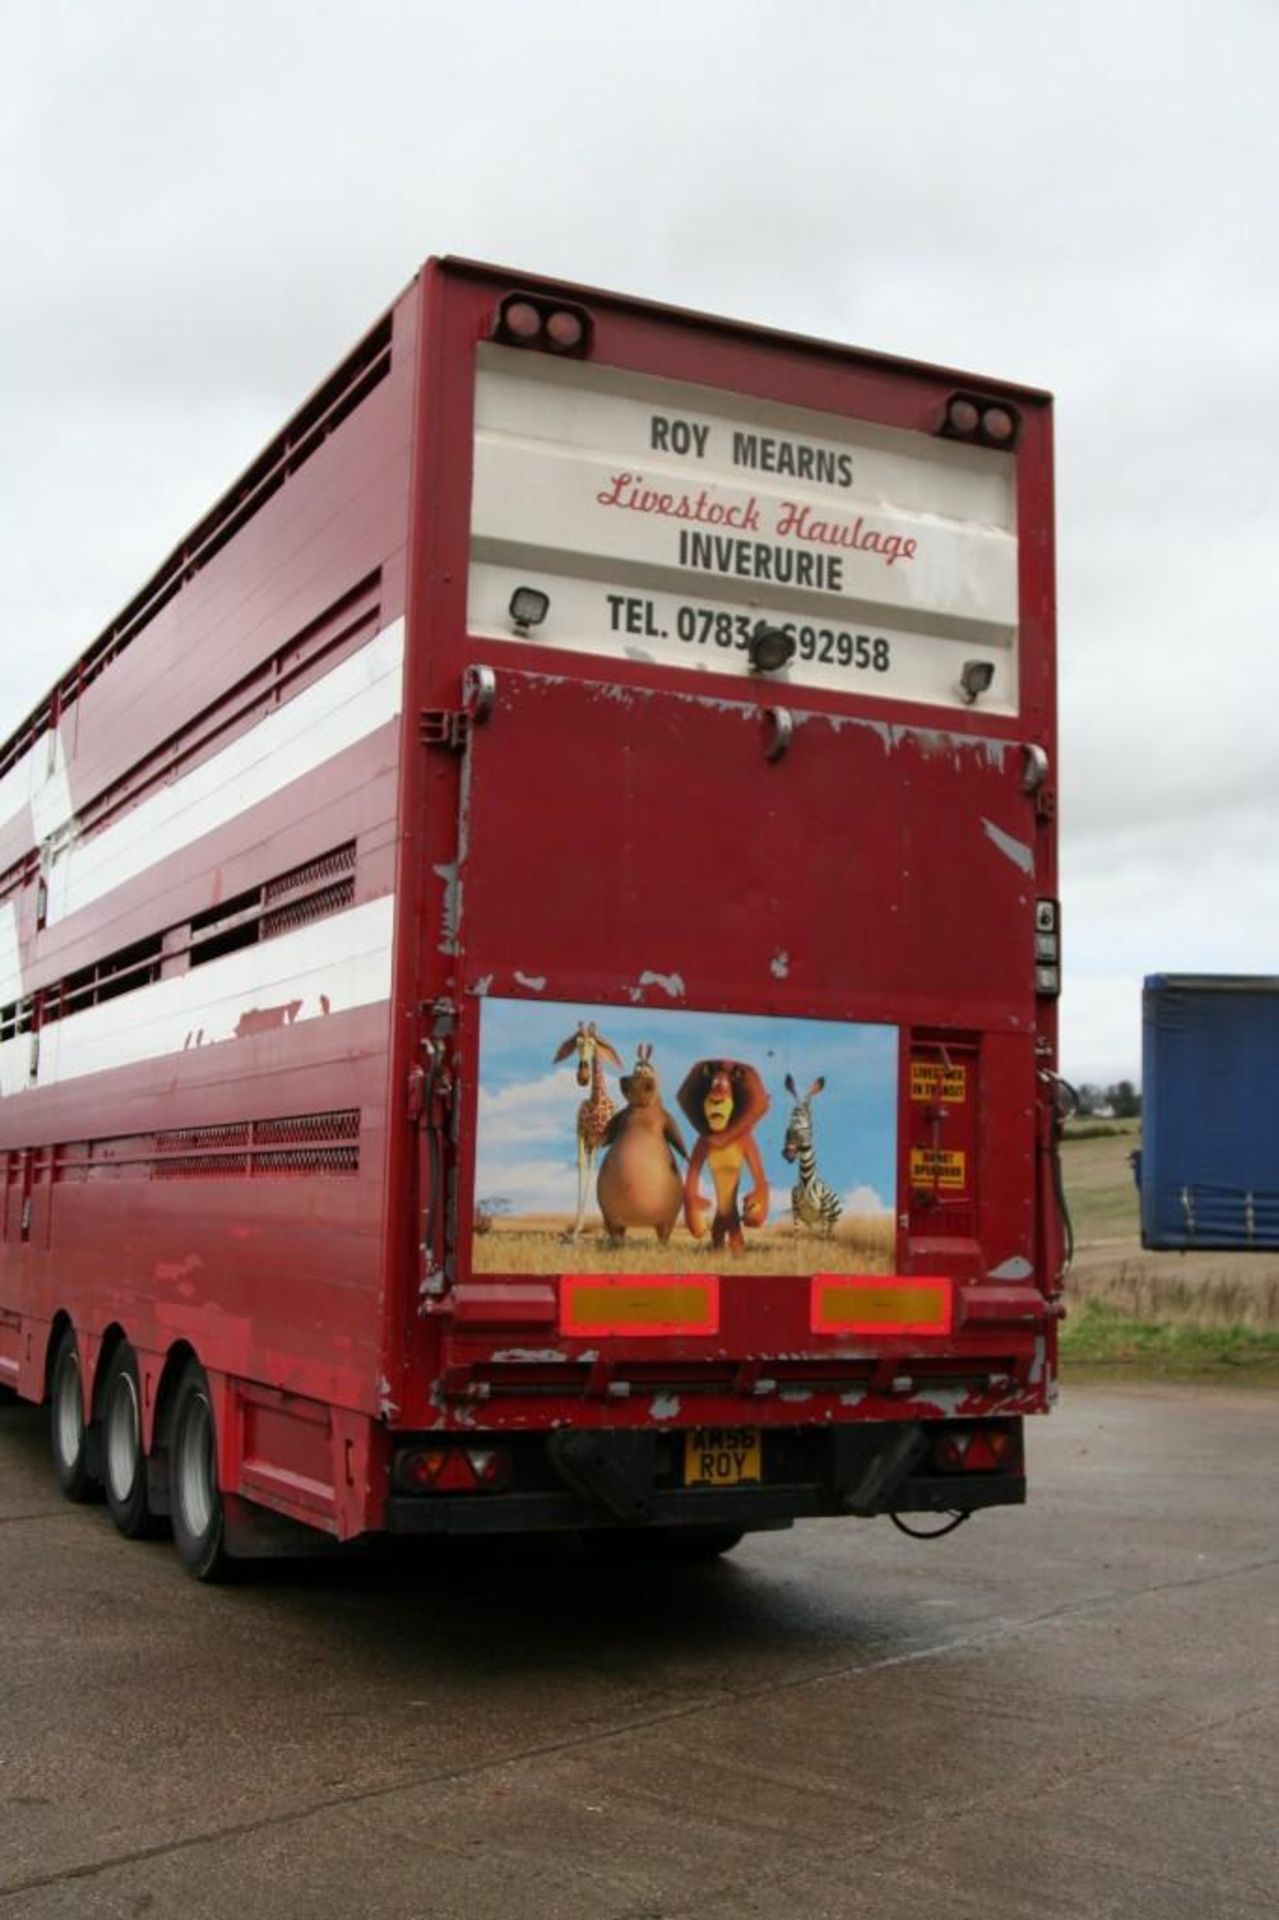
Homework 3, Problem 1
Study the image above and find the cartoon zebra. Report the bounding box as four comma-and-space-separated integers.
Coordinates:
782, 1075, 843, 1236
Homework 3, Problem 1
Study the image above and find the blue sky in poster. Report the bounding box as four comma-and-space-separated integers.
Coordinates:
475, 997, 898, 1221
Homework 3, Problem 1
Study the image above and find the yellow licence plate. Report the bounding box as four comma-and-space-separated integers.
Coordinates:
684, 1427, 762, 1487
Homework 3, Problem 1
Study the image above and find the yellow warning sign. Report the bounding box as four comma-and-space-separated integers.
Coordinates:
910, 1146, 967, 1191
910, 1062, 967, 1103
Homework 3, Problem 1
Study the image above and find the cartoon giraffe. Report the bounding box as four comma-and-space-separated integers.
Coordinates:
553, 1021, 623, 1240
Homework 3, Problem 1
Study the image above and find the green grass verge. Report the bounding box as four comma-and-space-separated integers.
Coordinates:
1061, 1298, 1279, 1383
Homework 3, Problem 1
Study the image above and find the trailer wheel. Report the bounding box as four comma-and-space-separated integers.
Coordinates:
170, 1362, 230, 1581
102, 1344, 163, 1540
49, 1328, 100, 1503
583, 1525, 744, 1565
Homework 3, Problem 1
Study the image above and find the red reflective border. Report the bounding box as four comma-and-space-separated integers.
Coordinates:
811, 1274, 953, 1336
559, 1274, 721, 1337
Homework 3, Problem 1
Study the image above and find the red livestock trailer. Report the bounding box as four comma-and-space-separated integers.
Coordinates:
0, 260, 1062, 1577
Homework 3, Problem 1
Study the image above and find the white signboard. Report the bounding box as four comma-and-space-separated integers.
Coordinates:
468, 346, 1019, 712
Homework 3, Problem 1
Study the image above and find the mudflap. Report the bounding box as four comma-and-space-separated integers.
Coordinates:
839, 1424, 930, 1516
547, 1430, 658, 1523
223, 1493, 344, 1560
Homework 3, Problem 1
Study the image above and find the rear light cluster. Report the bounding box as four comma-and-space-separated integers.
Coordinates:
395, 1445, 512, 1493
932, 1425, 1017, 1473
494, 292, 592, 356
941, 393, 1020, 448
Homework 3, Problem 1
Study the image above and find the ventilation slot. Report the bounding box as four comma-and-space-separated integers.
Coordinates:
166, 1124, 253, 1150
253, 1110, 360, 1145
154, 1122, 252, 1180
154, 1152, 251, 1180
50, 935, 163, 1022
260, 878, 353, 938
12, 843, 361, 1034
252, 1145, 359, 1176
150, 1112, 359, 1179
189, 891, 263, 967
261, 845, 357, 939
190, 844, 357, 965
270, 845, 357, 899
0, 999, 34, 1045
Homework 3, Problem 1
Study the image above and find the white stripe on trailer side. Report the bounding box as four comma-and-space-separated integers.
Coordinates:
0, 727, 75, 845
0, 901, 21, 1009
0, 1041, 23, 1098
0, 893, 394, 1097
44, 617, 405, 927
0, 747, 33, 836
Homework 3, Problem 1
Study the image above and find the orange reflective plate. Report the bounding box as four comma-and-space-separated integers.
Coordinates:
811, 1275, 953, 1335
559, 1274, 720, 1336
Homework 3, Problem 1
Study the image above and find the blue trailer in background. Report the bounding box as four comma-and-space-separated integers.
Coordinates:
1141, 975, 1279, 1250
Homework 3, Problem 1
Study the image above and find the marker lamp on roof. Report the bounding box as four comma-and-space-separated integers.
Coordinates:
545, 308, 586, 352
941, 392, 1021, 449
947, 397, 981, 435
494, 293, 593, 356
509, 586, 550, 634
500, 298, 543, 342
982, 405, 1016, 444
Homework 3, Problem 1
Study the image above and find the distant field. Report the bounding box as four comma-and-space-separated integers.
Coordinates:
471, 1211, 895, 1275
1060, 1119, 1144, 1243
473, 1127, 1278, 1375
1060, 1119, 1279, 1377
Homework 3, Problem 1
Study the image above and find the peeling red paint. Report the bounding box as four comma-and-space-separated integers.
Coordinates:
153, 1254, 205, 1283
235, 999, 303, 1039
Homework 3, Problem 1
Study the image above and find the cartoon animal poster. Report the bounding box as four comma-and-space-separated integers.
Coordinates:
473, 998, 898, 1275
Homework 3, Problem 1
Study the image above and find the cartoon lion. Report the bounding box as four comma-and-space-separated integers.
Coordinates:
676, 1059, 771, 1254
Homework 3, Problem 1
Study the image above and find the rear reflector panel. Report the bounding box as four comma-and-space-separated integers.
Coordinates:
811, 1274, 953, 1336
559, 1275, 721, 1337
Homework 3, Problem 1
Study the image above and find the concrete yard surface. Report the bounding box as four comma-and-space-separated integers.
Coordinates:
1, 1384, 1276, 1918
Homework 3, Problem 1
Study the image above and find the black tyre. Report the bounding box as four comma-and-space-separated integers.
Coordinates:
169, 1361, 231, 1581
582, 1524, 744, 1565
102, 1343, 163, 1539
49, 1328, 100, 1503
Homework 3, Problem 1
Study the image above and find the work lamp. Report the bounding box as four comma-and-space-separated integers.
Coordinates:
959, 660, 995, 704
509, 587, 550, 634
748, 623, 796, 674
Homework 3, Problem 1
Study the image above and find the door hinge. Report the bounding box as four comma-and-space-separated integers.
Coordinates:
420, 709, 470, 752
420, 664, 498, 753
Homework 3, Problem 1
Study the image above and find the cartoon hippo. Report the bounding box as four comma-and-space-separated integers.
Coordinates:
596, 1044, 688, 1244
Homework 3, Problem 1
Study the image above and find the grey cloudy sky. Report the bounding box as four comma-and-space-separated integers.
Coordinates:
2, 0, 1276, 1084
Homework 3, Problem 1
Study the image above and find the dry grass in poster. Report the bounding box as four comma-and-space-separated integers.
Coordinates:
471, 1212, 895, 1275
